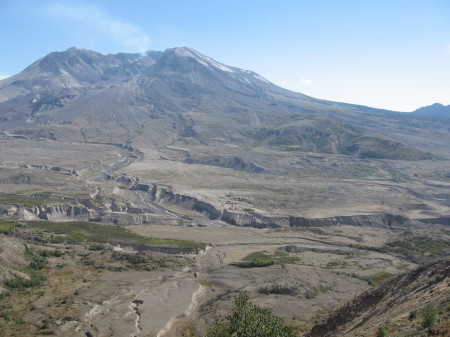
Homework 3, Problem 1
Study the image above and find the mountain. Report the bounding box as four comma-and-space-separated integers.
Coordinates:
0, 47, 447, 160
412, 103, 450, 116
409, 103, 450, 123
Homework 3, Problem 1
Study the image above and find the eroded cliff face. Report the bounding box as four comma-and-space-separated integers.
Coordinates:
133, 183, 288, 228
289, 214, 411, 228
0, 182, 289, 227
1, 181, 448, 229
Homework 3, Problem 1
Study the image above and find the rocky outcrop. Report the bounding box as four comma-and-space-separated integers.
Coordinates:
147, 184, 222, 220
38, 205, 91, 220
16, 204, 172, 225
133, 183, 287, 228
221, 210, 288, 228
2, 182, 446, 229
184, 156, 270, 174
289, 213, 411, 228
420, 215, 450, 226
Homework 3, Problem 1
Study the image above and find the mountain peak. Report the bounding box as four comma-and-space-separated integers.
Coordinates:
412, 103, 450, 115
66, 46, 84, 52
163, 47, 235, 73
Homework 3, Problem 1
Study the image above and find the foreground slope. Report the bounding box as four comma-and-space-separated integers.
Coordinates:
305, 259, 450, 337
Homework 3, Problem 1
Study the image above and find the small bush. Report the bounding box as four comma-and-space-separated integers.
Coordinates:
40, 318, 51, 330
29, 257, 48, 270
88, 244, 104, 251
259, 284, 297, 296
422, 304, 438, 329
39, 249, 63, 257
232, 260, 274, 268
233, 250, 298, 269
376, 326, 388, 337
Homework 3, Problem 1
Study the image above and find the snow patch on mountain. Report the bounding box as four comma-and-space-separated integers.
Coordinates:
253, 73, 269, 83
174, 47, 234, 73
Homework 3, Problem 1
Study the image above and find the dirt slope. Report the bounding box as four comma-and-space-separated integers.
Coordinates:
304, 259, 450, 337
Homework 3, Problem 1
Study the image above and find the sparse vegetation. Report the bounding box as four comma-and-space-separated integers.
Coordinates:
233, 259, 274, 268
347, 271, 396, 286
289, 165, 384, 179
4, 247, 65, 290
0, 193, 62, 207
259, 284, 298, 296
232, 250, 298, 268
25, 220, 205, 251
325, 259, 349, 268
383, 236, 450, 261
38, 249, 63, 257
4, 273, 45, 289
111, 251, 174, 270
140, 237, 206, 251
0, 222, 17, 234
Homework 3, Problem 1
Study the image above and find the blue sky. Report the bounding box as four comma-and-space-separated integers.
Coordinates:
1, 0, 449, 111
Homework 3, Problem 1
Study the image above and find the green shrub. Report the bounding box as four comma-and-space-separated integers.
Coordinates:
259, 284, 297, 296
205, 291, 297, 337
422, 304, 438, 329
232, 260, 275, 268
376, 326, 388, 337
40, 318, 51, 330
29, 257, 47, 270
383, 236, 450, 261
39, 249, 63, 257
0, 222, 17, 234
26, 220, 205, 251
4, 274, 45, 289
232, 250, 298, 269
88, 244, 104, 251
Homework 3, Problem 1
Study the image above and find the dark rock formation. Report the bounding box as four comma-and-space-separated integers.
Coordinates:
289, 213, 410, 228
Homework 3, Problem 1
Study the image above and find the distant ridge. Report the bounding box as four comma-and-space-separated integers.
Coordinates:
411, 102, 450, 116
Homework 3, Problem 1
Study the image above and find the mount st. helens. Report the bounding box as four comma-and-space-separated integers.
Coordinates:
0, 47, 447, 158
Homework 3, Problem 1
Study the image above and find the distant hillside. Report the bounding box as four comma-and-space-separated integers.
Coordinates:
409, 103, 450, 123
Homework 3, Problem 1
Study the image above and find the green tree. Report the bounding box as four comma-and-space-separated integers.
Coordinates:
376, 326, 388, 337
422, 304, 438, 329
205, 291, 297, 337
